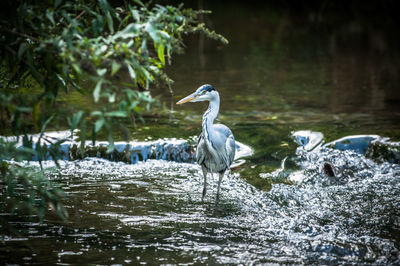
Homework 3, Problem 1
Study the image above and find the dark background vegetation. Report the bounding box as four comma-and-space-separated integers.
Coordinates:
164, 0, 400, 115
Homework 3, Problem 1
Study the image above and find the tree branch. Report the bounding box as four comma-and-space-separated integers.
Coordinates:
0, 25, 40, 42
67, 2, 95, 29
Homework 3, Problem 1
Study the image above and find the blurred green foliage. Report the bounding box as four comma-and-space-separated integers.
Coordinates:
0, 0, 226, 222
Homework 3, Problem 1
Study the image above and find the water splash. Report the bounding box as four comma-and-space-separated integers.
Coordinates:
286, 131, 400, 185
2, 154, 398, 264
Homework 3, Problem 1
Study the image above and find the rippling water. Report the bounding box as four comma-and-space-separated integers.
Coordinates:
2, 147, 399, 264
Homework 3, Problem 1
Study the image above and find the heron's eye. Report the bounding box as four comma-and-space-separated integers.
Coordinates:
201, 91, 207, 95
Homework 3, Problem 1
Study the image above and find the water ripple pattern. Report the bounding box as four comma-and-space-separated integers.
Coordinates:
2, 153, 395, 264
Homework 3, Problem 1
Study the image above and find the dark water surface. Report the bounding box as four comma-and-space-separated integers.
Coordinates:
2, 1, 400, 264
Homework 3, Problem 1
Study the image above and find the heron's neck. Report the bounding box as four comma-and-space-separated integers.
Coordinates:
202, 95, 219, 139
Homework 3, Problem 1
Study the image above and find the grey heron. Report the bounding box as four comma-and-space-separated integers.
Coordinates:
177, 84, 235, 203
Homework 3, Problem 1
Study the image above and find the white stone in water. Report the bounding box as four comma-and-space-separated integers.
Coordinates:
234, 141, 254, 161
291, 130, 324, 151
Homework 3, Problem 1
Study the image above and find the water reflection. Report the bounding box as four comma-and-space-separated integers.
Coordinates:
166, 1, 400, 123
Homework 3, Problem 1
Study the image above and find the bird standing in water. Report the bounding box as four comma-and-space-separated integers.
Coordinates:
177, 84, 235, 204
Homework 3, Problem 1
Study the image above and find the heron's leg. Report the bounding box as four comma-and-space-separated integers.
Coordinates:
201, 165, 207, 201
215, 172, 224, 204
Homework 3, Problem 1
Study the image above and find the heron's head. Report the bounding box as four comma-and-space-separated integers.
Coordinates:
176, 84, 218, 104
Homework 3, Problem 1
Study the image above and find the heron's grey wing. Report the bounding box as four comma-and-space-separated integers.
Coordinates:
214, 124, 236, 168
225, 134, 235, 166
214, 124, 232, 138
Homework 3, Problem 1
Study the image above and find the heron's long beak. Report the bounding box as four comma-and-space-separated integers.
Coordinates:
176, 92, 198, 104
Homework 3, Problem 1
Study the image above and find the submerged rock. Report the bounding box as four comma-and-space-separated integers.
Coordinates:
365, 138, 400, 164
324, 134, 400, 164
322, 162, 336, 177
68, 140, 196, 163
325, 135, 380, 154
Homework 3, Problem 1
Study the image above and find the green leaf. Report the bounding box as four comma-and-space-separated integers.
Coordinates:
99, 0, 114, 33
109, 93, 116, 103
46, 10, 55, 25
133, 0, 145, 7
157, 43, 165, 65
114, 24, 139, 40
94, 118, 105, 133
147, 25, 161, 43
90, 111, 102, 116
93, 79, 103, 102
72, 63, 82, 75
158, 31, 170, 40
17, 43, 28, 61
41, 114, 55, 133
111, 61, 121, 76
126, 63, 136, 80
106, 12, 114, 34
54, 0, 62, 8
104, 111, 127, 118
56, 74, 67, 92
97, 68, 107, 76
71, 111, 84, 131
16, 107, 32, 112
131, 10, 140, 22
